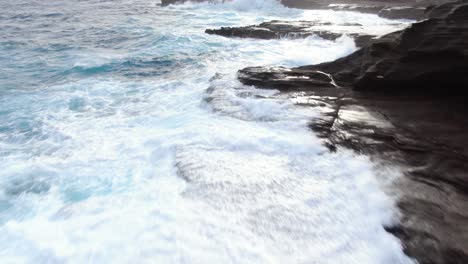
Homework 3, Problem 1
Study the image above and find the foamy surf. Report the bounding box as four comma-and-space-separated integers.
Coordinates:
168, 0, 289, 12
0, 0, 414, 263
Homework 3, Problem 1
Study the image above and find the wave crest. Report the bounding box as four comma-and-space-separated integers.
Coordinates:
177, 0, 295, 13
221, 0, 285, 11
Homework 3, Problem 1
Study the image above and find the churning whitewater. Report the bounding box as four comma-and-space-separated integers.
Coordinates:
0, 0, 414, 263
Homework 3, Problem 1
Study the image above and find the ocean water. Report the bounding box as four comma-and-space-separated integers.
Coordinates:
0, 0, 414, 263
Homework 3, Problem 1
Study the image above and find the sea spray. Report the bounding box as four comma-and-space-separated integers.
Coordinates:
0, 0, 414, 262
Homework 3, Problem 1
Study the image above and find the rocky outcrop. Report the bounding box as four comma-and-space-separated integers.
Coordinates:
426, 0, 468, 17
206, 20, 373, 47
284, 87, 468, 264
240, 0, 468, 94
281, 0, 454, 20
237, 1, 468, 263
317, 2, 468, 93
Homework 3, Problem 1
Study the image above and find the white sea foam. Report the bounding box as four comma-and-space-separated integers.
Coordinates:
181, 0, 288, 12
0, 75, 412, 263
0, 1, 414, 263
216, 0, 286, 12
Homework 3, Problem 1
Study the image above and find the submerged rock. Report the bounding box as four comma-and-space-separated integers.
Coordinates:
161, 0, 207, 6
238, 66, 336, 90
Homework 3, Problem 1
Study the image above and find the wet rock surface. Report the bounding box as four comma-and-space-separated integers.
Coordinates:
206, 20, 374, 47
294, 90, 468, 264
237, 1, 468, 263
244, 1, 468, 94
238, 67, 337, 91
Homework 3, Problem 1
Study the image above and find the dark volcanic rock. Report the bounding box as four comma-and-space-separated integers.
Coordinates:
299, 90, 468, 264
206, 20, 332, 40
206, 26, 279, 40
240, 0, 468, 94
426, 0, 468, 17
281, 0, 454, 20
238, 66, 336, 90
314, 1, 468, 93
237, 1, 468, 263
206, 20, 374, 47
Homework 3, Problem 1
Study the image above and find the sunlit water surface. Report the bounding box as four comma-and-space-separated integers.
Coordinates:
0, 0, 414, 263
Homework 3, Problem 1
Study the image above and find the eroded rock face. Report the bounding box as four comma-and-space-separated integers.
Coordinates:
426, 0, 468, 17
326, 0, 467, 93
236, 1, 468, 263
206, 20, 373, 47
298, 90, 468, 264
241, 0, 468, 94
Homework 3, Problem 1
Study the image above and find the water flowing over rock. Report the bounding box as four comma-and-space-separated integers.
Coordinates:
316, 3, 467, 93
0, 1, 419, 262
296, 89, 468, 264
162, 0, 453, 20
281, 0, 454, 20
240, 0, 468, 94
238, 66, 337, 90
206, 20, 373, 47
237, 1, 468, 263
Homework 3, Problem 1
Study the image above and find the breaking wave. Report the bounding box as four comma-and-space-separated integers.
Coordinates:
0, 0, 415, 263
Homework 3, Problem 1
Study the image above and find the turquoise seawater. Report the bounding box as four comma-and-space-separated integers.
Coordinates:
0, 0, 414, 263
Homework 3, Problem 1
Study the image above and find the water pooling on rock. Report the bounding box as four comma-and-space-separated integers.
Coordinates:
0, 0, 414, 263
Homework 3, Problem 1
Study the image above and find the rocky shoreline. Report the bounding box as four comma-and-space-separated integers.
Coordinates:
164, 0, 468, 263
236, 1, 468, 263
162, 0, 455, 20
239, 1, 468, 93
280, 0, 434, 20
